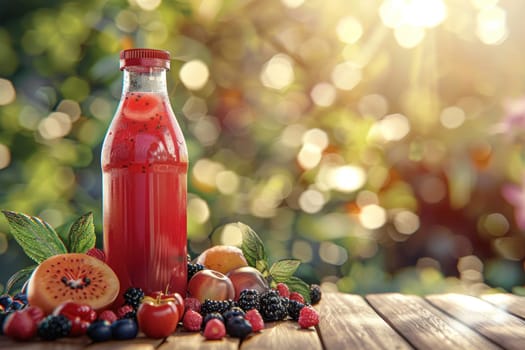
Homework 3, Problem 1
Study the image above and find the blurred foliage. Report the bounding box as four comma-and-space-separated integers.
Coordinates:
1, 0, 525, 295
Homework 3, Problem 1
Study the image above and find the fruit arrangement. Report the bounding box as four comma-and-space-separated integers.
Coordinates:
0, 211, 322, 342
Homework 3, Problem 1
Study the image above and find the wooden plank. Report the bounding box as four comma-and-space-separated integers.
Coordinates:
481, 293, 525, 320
86, 336, 163, 350
161, 332, 239, 350
426, 293, 525, 350
317, 293, 411, 350
240, 320, 322, 350
366, 293, 500, 350
0, 337, 88, 350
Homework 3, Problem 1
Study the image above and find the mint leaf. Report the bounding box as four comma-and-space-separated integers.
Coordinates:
269, 259, 301, 283
237, 222, 266, 268
6, 265, 36, 294
55, 220, 73, 250
69, 212, 95, 253
286, 276, 311, 304
2, 210, 67, 263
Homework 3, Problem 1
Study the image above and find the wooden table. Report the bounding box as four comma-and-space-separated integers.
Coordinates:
1, 292, 525, 349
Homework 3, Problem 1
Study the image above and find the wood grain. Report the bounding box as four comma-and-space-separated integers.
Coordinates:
481, 293, 525, 319
426, 293, 525, 350
318, 293, 411, 350
367, 293, 500, 350
0, 337, 88, 350
160, 332, 239, 350
85, 337, 162, 350
240, 320, 322, 350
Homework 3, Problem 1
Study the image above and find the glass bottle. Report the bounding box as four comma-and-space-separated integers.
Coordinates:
101, 48, 188, 302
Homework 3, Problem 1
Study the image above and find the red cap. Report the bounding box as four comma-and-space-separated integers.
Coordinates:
120, 48, 170, 70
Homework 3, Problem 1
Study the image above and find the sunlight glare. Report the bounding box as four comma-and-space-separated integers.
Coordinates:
180, 60, 210, 90
476, 5, 508, 45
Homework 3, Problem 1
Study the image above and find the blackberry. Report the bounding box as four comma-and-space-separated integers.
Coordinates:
202, 312, 224, 329
259, 290, 287, 321
201, 299, 236, 316
123, 287, 144, 310
237, 289, 260, 311
310, 284, 322, 305
38, 315, 71, 340
187, 262, 205, 281
287, 300, 305, 320
123, 310, 137, 321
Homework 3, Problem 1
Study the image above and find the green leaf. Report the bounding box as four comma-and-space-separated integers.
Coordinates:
286, 276, 311, 304
68, 212, 96, 253
6, 265, 36, 294
237, 222, 266, 268
2, 210, 67, 263
269, 259, 301, 283
256, 259, 269, 274
55, 220, 73, 251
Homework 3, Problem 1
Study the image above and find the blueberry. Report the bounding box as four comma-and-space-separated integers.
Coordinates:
13, 293, 28, 305
87, 321, 112, 342
226, 316, 252, 339
111, 319, 138, 340
223, 307, 245, 321
7, 300, 25, 311
0, 295, 12, 309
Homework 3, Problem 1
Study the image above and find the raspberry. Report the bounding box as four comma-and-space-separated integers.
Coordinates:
289, 292, 305, 304
309, 284, 322, 304
203, 318, 226, 340
245, 309, 264, 332
276, 283, 290, 298
98, 310, 118, 324
298, 306, 319, 329
86, 248, 106, 262
182, 310, 202, 332
116, 305, 134, 319
202, 312, 224, 329
184, 297, 201, 313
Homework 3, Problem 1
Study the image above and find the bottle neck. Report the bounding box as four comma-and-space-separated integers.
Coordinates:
122, 67, 168, 94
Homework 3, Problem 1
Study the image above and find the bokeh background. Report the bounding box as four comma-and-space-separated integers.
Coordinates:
1, 0, 525, 295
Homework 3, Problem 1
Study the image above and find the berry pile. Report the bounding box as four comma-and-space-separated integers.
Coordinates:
0, 287, 144, 342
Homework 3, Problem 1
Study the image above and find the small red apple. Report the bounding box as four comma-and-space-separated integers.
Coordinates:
187, 270, 235, 302
137, 296, 179, 338
149, 291, 184, 322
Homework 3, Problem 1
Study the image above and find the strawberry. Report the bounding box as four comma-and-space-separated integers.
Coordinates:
276, 283, 290, 298
182, 310, 202, 332
203, 318, 226, 340
244, 309, 264, 332
298, 306, 319, 329
86, 248, 106, 262
289, 292, 305, 304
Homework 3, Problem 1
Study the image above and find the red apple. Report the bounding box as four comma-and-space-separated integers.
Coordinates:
3, 310, 37, 341
227, 266, 269, 300
149, 291, 184, 321
137, 296, 179, 338
187, 270, 235, 302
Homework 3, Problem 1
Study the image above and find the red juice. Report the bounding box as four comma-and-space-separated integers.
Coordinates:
102, 56, 188, 303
